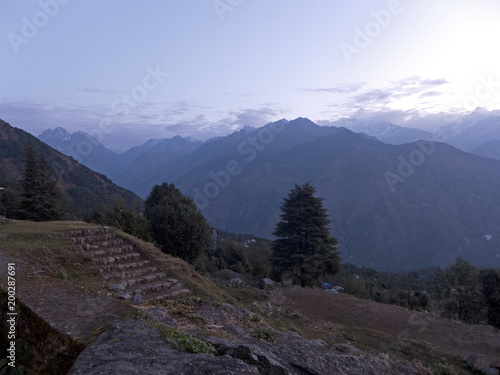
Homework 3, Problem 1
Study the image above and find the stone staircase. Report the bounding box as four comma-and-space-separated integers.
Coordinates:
64, 227, 190, 302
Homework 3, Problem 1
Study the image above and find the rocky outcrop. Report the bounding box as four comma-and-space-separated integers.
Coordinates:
68, 317, 432, 375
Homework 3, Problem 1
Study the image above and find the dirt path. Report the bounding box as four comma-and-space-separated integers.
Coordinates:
277, 286, 500, 366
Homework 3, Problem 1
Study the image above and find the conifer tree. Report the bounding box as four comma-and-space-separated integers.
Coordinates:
144, 183, 210, 263
434, 257, 486, 323
20, 143, 65, 221
20, 142, 39, 218
36, 154, 65, 221
271, 182, 341, 286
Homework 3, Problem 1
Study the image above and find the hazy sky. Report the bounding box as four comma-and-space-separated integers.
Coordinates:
2, 0, 500, 151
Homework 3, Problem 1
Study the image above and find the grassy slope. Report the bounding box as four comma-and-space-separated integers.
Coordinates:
0, 221, 489, 374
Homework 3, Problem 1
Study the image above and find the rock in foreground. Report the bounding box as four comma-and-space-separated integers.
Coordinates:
68, 318, 431, 375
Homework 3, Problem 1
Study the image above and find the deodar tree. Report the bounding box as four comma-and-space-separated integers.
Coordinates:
271, 182, 341, 286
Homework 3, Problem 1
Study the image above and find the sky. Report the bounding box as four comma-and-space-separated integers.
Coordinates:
1, 0, 500, 152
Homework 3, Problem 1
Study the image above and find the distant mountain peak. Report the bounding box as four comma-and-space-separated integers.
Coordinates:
238, 125, 255, 133
169, 135, 201, 143
142, 138, 164, 147
38, 127, 71, 141
287, 117, 318, 128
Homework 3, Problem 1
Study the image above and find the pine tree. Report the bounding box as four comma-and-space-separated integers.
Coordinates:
144, 183, 210, 263
36, 155, 65, 221
271, 182, 341, 286
20, 143, 65, 221
20, 142, 39, 219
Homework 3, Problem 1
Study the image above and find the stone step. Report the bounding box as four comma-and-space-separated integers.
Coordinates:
64, 228, 111, 237
79, 238, 124, 249
75, 239, 127, 252
125, 279, 167, 290
151, 289, 191, 300
102, 266, 158, 281
98, 260, 149, 273
145, 281, 190, 301
82, 244, 134, 258
91, 252, 141, 265
70, 233, 116, 244
126, 278, 177, 293
126, 279, 174, 294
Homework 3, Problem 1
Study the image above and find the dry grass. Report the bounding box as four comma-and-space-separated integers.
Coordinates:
0, 221, 104, 288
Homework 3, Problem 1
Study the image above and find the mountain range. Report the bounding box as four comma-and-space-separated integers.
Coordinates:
33, 114, 500, 271
0, 120, 140, 218
172, 119, 500, 271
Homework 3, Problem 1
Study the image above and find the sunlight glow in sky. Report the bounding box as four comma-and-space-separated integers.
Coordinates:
1, 0, 500, 151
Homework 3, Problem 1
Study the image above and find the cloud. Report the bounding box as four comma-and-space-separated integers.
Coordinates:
77, 88, 118, 94
421, 78, 449, 86
229, 108, 281, 127
162, 107, 282, 141
353, 89, 392, 104
419, 91, 443, 98
298, 82, 366, 94
319, 76, 453, 116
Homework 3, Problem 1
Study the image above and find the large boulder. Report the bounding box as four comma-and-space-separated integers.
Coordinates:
67, 319, 259, 375
258, 278, 276, 290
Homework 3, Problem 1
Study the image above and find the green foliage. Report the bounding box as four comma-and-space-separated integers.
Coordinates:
328, 264, 432, 311
271, 182, 341, 286
251, 328, 275, 342
193, 229, 273, 280
19, 143, 66, 221
145, 183, 210, 263
157, 325, 216, 355
85, 197, 150, 241
433, 258, 487, 323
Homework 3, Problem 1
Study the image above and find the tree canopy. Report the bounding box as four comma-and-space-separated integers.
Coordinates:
271, 182, 341, 286
144, 183, 210, 263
